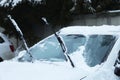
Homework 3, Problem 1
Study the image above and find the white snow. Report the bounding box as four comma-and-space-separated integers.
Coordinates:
0, 0, 42, 7
60, 25, 120, 35
0, 0, 22, 7
108, 10, 120, 13
42, 17, 49, 25
8, 15, 23, 36
0, 60, 88, 80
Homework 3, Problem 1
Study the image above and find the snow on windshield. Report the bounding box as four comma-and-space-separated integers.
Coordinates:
84, 35, 117, 67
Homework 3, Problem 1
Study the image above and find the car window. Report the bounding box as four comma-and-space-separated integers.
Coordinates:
83, 35, 117, 67
63, 34, 86, 54
23, 34, 86, 61
0, 37, 4, 43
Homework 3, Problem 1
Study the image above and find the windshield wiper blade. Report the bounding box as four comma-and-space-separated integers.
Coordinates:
54, 32, 75, 68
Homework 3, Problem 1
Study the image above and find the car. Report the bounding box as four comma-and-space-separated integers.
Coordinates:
0, 32, 15, 61
17, 25, 120, 80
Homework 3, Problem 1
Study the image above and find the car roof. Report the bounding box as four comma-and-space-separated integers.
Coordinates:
59, 25, 120, 35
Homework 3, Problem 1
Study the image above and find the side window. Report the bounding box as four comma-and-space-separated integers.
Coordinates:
0, 37, 4, 43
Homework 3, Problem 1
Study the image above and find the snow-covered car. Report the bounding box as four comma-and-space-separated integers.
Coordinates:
0, 32, 15, 61
17, 25, 120, 80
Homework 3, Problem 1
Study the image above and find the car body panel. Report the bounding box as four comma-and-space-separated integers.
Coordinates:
0, 33, 15, 60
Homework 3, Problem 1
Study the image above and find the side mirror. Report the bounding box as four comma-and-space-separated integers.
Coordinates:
114, 67, 120, 76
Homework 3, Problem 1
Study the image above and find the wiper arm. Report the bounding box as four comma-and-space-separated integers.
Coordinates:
54, 32, 75, 68
8, 15, 33, 62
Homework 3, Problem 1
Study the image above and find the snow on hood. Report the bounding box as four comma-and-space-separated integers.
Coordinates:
0, 61, 88, 80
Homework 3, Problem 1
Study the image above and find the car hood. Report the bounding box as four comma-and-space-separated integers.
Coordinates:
0, 60, 91, 80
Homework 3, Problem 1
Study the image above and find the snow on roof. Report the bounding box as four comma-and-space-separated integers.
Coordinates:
60, 25, 120, 35
108, 10, 120, 13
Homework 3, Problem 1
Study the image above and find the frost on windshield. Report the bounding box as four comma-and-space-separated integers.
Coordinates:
83, 35, 117, 67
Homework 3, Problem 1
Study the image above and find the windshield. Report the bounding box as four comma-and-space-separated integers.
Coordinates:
23, 34, 117, 66
28, 34, 86, 61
